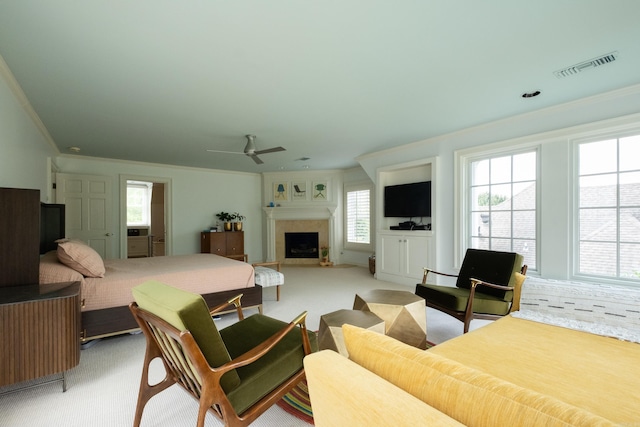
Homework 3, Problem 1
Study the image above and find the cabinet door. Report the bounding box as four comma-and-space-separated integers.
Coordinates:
404, 235, 428, 280
202, 232, 226, 255
225, 232, 244, 256
379, 234, 403, 276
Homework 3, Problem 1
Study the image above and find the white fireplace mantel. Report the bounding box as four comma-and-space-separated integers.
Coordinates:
263, 206, 338, 262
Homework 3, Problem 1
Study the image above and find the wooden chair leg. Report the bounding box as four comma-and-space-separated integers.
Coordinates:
133, 350, 176, 427
276, 285, 280, 301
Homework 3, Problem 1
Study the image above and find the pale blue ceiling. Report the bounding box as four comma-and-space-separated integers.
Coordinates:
1, 0, 639, 172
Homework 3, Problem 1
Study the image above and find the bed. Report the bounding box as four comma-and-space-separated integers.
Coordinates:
39, 241, 261, 342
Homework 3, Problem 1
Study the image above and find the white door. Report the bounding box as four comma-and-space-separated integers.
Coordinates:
56, 173, 113, 259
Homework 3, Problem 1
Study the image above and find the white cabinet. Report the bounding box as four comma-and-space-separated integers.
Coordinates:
377, 231, 432, 285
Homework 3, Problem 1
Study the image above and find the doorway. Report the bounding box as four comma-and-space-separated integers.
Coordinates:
119, 175, 172, 259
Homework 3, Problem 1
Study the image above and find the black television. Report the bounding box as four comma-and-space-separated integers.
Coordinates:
384, 181, 431, 218
40, 203, 65, 254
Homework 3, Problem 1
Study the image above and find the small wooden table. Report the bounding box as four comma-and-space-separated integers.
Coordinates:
318, 309, 385, 357
353, 289, 427, 349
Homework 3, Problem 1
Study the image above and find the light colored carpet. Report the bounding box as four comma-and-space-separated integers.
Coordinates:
0, 265, 489, 426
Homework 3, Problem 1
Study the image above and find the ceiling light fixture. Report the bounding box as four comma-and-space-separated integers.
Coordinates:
68, 146, 81, 152
521, 90, 541, 98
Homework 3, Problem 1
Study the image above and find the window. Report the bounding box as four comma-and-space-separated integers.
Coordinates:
127, 181, 153, 226
467, 150, 538, 269
577, 135, 640, 280
345, 186, 371, 249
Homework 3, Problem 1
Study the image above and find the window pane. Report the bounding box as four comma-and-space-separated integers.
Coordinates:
513, 239, 536, 270
619, 135, 640, 172
471, 236, 490, 250
620, 243, 640, 279
619, 172, 640, 206
579, 174, 616, 208
491, 212, 511, 238
490, 156, 511, 184
579, 241, 617, 276
346, 189, 370, 244
513, 152, 536, 182
468, 149, 537, 265
513, 210, 535, 239
620, 208, 640, 243
472, 159, 490, 186
579, 139, 617, 175
490, 238, 511, 252
490, 184, 511, 210
471, 186, 490, 211
577, 135, 640, 282
579, 208, 616, 241
512, 182, 535, 210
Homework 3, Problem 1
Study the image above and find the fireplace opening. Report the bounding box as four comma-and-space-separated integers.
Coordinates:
285, 232, 319, 259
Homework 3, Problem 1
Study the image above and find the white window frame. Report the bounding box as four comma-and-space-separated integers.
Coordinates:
344, 182, 373, 252
456, 145, 540, 271
572, 130, 640, 284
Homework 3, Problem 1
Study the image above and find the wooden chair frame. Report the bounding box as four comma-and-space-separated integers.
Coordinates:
129, 295, 313, 427
421, 265, 527, 333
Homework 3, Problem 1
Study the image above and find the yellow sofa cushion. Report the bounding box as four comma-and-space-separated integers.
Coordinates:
305, 350, 464, 426
343, 324, 614, 427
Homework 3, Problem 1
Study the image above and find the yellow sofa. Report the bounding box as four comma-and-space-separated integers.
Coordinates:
305, 318, 639, 426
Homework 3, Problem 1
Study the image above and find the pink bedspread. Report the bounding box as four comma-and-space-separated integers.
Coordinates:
81, 254, 254, 311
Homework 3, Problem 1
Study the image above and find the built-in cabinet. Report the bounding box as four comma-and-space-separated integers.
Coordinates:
377, 231, 432, 284
201, 231, 245, 261
375, 158, 437, 286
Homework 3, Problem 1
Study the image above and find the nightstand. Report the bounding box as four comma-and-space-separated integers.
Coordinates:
0, 281, 81, 392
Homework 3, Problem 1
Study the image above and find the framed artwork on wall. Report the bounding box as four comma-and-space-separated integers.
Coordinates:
273, 182, 289, 201
312, 181, 328, 200
291, 182, 308, 200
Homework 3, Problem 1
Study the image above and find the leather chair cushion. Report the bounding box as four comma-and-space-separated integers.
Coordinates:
456, 249, 523, 299
416, 283, 511, 315
221, 314, 318, 415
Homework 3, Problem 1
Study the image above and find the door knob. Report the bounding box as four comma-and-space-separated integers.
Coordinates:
105, 232, 114, 236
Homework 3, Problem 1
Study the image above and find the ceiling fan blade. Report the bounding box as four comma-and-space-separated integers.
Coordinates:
249, 154, 264, 164
206, 149, 245, 155
254, 146, 286, 155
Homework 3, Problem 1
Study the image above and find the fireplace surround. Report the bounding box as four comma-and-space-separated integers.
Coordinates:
263, 206, 337, 264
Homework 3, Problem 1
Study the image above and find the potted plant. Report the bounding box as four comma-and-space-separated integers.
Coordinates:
320, 246, 329, 262
216, 212, 233, 231
232, 212, 245, 231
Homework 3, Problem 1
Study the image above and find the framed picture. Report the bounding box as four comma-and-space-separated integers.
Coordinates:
291, 181, 308, 200
273, 182, 289, 201
312, 181, 328, 200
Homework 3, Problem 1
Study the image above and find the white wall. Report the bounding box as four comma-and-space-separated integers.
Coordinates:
358, 84, 640, 279
0, 59, 57, 200
55, 156, 263, 260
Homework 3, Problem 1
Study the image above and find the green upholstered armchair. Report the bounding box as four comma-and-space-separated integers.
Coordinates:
129, 280, 317, 427
415, 249, 527, 333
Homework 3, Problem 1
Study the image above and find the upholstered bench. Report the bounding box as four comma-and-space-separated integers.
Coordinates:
252, 262, 284, 301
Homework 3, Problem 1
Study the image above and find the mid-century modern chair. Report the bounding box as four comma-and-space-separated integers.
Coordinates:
129, 280, 316, 427
415, 249, 527, 333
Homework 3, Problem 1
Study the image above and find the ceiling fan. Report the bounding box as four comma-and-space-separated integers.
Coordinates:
207, 135, 286, 165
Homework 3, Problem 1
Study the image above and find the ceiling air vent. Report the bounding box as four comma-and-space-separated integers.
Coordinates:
554, 51, 618, 78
